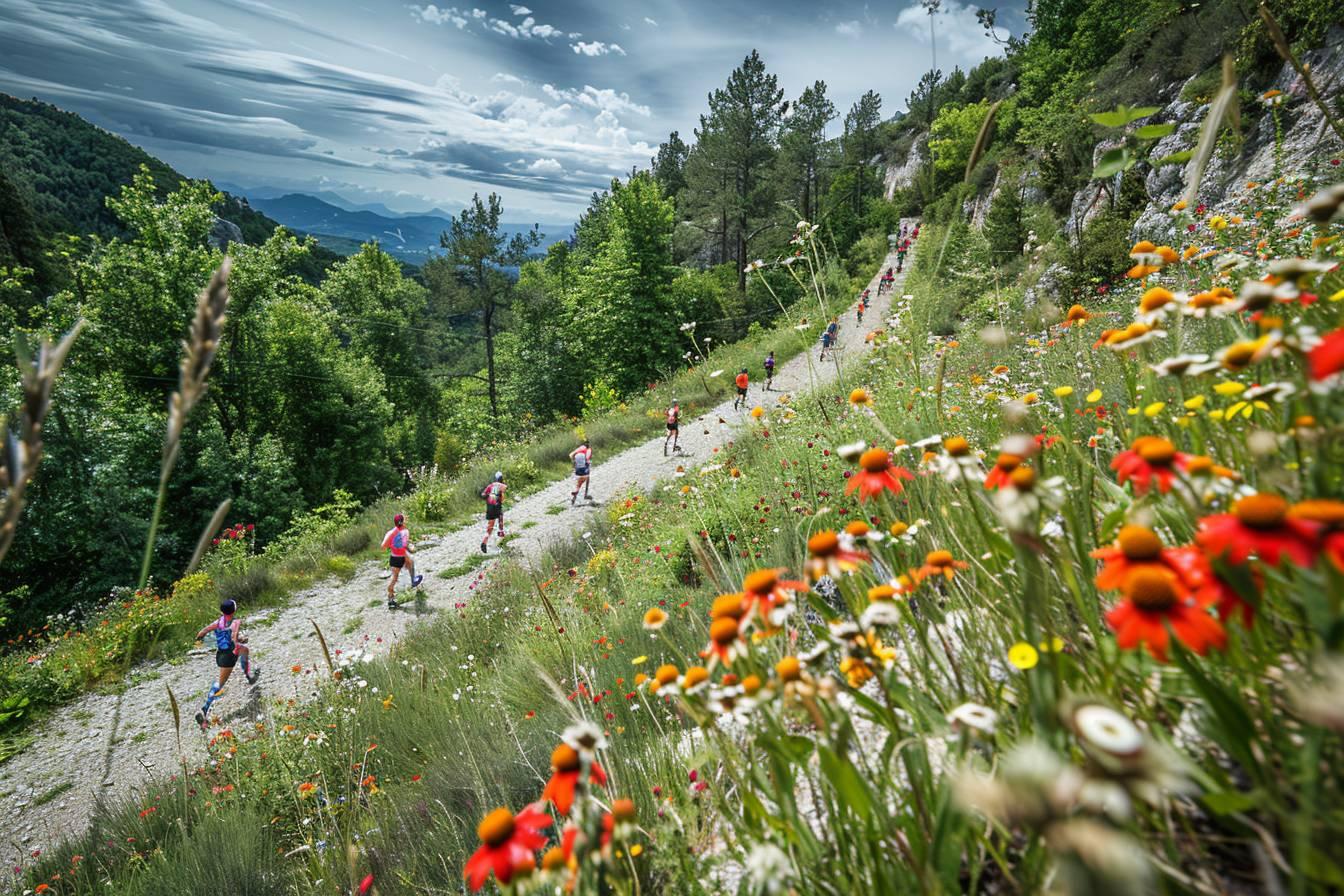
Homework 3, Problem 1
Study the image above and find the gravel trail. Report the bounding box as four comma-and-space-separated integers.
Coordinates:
0, 239, 915, 862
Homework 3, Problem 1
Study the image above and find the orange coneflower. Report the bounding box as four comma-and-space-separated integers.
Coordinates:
705, 616, 743, 665
1111, 436, 1189, 495
1062, 304, 1092, 327
1291, 500, 1344, 571
916, 549, 968, 582
464, 805, 552, 892
1091, 524, 1207, 592
1105, 567, 1226, 662
805, 530, 869, 581
846, 448, 914, 501
1197, 493, 1321, 568
740, 569, 808, 626
541, 744, 607, 816
983, 453, 1023, 490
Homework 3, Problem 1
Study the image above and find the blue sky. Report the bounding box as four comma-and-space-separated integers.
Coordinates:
0, 0, 1023, 219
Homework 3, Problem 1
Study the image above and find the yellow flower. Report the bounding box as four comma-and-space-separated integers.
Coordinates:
849, 388, 873, 407
630, 844, 644, 857
632, 655, 647, 665
750, 406, 764, 419
643, 608, 668, 631
1213, 381, 1245, 396
381, 694, 395, 711
1171, 200, 1188, 211
1086, 389, 1102, 403
1209, 215, 1228, 230
1053, 386, 1074, 398
1184, 395, 1205, 410
1008, 642, 1039, 670
1038, 636, 1065, 653
1143, 401, 1166, 417
1022, 392, 1039, 405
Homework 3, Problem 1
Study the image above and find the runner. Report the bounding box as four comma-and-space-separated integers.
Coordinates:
733, 368, 750, 410
897, 240, 908, 273
820, 326, 834, 361
664, 399, 680, 456
381, 513, 423, 608
481, 472, 506, 552
192, 599, 257, 729
764, 351, 776, 391
856, 300, 864, 325
569, 440, 592, 505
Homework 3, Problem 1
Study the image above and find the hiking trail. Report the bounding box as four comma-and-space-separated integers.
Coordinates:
0, 238, 916, 861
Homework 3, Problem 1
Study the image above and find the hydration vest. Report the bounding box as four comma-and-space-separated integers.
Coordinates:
213, 616, 234, 651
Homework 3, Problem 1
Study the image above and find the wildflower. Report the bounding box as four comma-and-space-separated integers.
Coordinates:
741, 568, 809, 626
743, 259, 765, 273
1216, 333, 1280, 371
946, 702, 998, 734
642, 608, 668, 631
804, 530, 869, 581
859, 601, 903, 628
1068, 703, 1143, 758
1111, 436, 1188, 495
1290, 500, 1344, 570
1197, 493, 1321, 567
1092, 525, 1206, 593
542, 744, 608, 815
1183, 287, 1232, 317
1008, 642, 1039, 670
464, 805, 552, 892
680, 665, 711, 694
705, 616, 743, 665
1062, 304, 1092, 326
1053, 386, 1074, 398
746, 843, 794, 894
849, 387, 874, 407
652, 664, 679, 690
1105, 567, 1226, 661
1150, 353, 1212, 377
561, 720, 607, 752
1138, 286, 1177, 319
1208, 215, 1228, 230
983, 453, 1022, 490
775, 656, 802, 682
1309, 328, 1344, 383
917, 549, 968, 582
1103, 322, 1165, 351
846, 448, 914, 501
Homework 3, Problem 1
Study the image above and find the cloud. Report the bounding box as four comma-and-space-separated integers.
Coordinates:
541, 84, 650, 117
526, 157, 563, 173
410, 4, 467, 28
893, 0, 1002, 62
643, 17, 658, 26
509, 4, 532, 14
835, 20, 861, 37
571, 40, 625, 57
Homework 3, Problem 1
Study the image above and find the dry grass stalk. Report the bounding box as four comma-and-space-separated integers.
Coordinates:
1182, 55, 1239, 209
137, 259, 231, 588
0, 320, 85, 569
185, 498, 232, 577
965, 100, 1002, 183
1258, 2, 1344, 144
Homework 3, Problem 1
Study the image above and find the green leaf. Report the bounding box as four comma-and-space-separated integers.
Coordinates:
1135, 123, 1177, 140
1153, 150, 1194, 166
1303, 847, 1344, 885
1201, 789, 1262, 815
1172, 644, 1258, 772
817, 744, 874, 820
1089, 105, 1161, 128
1092, 147, 1133, 179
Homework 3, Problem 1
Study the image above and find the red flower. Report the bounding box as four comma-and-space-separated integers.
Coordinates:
983, 453, 1023, 490
1197, 493, 1321, 568
464, 804, 552, 892
1308, 328, 1344, 381
1289, 500, 1344, 571
1091, 525, 1207, 592
542, 745, 607, 816
358, 874, 374, 895
1111, 436, 1189, 495
1105, 567, 1226, 662
845, 448, 913, 501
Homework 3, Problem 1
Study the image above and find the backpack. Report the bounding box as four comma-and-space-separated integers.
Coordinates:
482, 482, 503, 506
573, 449, 590, 471
667, 406, 678, 424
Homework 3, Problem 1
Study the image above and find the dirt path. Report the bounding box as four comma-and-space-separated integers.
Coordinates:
0, 237, 916, 862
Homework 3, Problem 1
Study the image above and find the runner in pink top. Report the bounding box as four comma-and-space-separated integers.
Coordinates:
382, 513, 423, 607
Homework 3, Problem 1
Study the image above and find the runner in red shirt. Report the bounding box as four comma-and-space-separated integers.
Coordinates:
733, 369, 750, 410
381, 513, 423, 607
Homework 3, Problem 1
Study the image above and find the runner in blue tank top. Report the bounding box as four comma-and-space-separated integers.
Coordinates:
193, 599, 257, 729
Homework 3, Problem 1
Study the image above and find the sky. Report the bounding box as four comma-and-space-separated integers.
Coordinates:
0, 0, 1025, 221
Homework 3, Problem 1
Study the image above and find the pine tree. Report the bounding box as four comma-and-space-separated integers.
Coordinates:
778, 81, 837, 223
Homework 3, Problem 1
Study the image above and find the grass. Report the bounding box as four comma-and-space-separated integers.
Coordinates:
31, 780, 73, 807
436, 552, 490, 579
16, 176, 1344, 893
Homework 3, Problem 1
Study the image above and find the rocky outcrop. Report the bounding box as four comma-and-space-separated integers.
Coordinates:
208, 215, 245, 251
885, 134, 926, 200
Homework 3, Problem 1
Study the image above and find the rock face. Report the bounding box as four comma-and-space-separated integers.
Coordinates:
208, 215, 244, 251
1131, 25, 1344, 238
885, 134, 926, 199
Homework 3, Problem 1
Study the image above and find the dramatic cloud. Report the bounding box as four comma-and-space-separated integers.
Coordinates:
0, 0, 1022, 218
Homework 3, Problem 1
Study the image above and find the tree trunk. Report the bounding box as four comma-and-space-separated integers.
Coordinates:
484, 299, 498, 419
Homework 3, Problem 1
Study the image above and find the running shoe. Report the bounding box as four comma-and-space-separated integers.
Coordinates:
246, 666, 260, 685
412, 574, 424, 588
480, 541, 487, 553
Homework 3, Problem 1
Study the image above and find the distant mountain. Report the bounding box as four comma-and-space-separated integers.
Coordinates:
242, 192, 572, 263
0, 93, 340, 287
